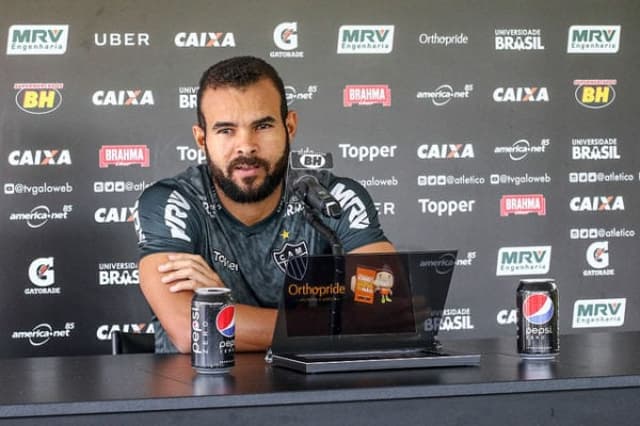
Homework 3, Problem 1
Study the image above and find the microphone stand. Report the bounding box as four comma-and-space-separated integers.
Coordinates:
302, 207, 344, 335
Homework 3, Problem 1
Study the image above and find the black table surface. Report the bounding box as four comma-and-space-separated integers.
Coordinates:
1, 331, 640, 419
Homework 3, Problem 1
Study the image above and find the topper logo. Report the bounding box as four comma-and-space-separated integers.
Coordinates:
216, 306, 235, 337
523, 294, 554, 325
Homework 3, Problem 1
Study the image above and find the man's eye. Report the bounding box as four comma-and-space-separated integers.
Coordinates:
216, 128, 232, 135
256, 123, 273, 130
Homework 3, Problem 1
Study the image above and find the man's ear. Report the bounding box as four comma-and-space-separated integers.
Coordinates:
192, 124, 206, 151
285, 111, 298, 139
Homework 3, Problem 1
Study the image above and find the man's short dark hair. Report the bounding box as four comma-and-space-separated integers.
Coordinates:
196, 56, 288, 131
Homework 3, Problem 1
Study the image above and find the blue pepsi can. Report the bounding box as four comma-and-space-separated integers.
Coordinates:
516, 279, 559, 358
191, 288, 235, 374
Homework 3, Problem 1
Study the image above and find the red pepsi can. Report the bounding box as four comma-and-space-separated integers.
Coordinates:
191, 287, 235, 374
516, 279, 559, 358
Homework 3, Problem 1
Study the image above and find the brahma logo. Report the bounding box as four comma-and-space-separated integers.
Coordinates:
271, 22, 303, 58
584, 241, 615, 277
574, 79, 616, 109
573, 298, 626, 328
216, 306, 236, 338
337, 25, 394, 54
7, 25, 69, 55
99, 145, 150, 168
571, 137, 619, 160
94, 207, 136, 223
92, 90, 154, 106
343, 85, 391, 107
8, 149, 71, 166
14, 83, 63, 114
94, 32, 150, 47
493, 87, 549, 102
416, 84, 473, 106
495, 29, 544, 50
500, 194, 546, 216
331, 183, 370, 229
496, 246, 551, 276
569, 196, 624, 212
567, 25, 621, 53
417, 144, 475, 159
522, 294, 554, 325
174, 32, 236, 47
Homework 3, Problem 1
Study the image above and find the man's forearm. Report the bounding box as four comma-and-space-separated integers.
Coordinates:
234, 304, 277, 352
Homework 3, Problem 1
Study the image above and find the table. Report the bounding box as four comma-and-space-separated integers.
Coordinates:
1, 332, 640, 425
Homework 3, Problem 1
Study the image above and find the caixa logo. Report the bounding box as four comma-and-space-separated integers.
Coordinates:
174, 32, 236, 48
95, 207, 136, 223
497, 309, 517, 325
569, 195, 624, 212
8, 149, 71, 166
417, 144, 474, 159
92, 90, 154, 106
14, 83, 63, 114
11, 322, 75, 346
493, 87, 549, 102
96, 323, 154, 341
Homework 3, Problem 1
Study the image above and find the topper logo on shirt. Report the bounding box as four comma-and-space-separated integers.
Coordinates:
273, 241, 308, 280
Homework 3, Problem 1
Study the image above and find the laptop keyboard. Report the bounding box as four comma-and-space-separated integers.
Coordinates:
294, 348, 445, 363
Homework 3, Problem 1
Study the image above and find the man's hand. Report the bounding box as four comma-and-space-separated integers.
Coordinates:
158, 253, 225, 293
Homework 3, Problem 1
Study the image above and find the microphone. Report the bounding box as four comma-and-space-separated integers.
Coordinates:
291, 175, 342, 218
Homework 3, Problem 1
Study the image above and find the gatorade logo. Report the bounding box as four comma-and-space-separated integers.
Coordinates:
216, 306, 235, 337
574, 79, 616, 109
14, 83, 63, 114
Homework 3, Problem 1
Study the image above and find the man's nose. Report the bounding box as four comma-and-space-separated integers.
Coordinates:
235, 130, 258, 156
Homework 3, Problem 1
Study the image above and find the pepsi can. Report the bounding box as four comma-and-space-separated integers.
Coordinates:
191, 287, 235, 374
516, 279, 559, 358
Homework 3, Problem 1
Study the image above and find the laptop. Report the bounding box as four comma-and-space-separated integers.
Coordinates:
270, 250, 481, 373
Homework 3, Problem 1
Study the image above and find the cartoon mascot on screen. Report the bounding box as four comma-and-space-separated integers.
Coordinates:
374, 265, 394, 304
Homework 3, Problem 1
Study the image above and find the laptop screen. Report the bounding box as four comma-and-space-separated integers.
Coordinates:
284, 252, 416, 337
272, 251, 457, 354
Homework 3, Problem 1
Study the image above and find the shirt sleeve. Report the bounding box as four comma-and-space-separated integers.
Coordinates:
134, 181, 198, 258
327, 176, 389, 252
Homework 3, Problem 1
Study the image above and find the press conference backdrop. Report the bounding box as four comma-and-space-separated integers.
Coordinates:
1, 0, 638, 357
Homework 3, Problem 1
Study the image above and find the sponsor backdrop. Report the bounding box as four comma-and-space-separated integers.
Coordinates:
1, 0, 638, 357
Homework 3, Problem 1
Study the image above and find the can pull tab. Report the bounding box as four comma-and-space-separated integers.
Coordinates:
264, 347, 273, 364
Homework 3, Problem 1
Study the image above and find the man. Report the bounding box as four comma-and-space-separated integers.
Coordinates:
134, 56, 394, 353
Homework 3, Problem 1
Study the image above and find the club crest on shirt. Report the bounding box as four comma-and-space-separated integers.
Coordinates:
272, 241, 308, 280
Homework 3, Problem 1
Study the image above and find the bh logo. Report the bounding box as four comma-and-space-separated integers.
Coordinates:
522, 294, 554, 325
216, 306, 235, 338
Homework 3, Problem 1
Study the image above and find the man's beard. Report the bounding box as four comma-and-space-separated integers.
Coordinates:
208, 140, 289, 204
